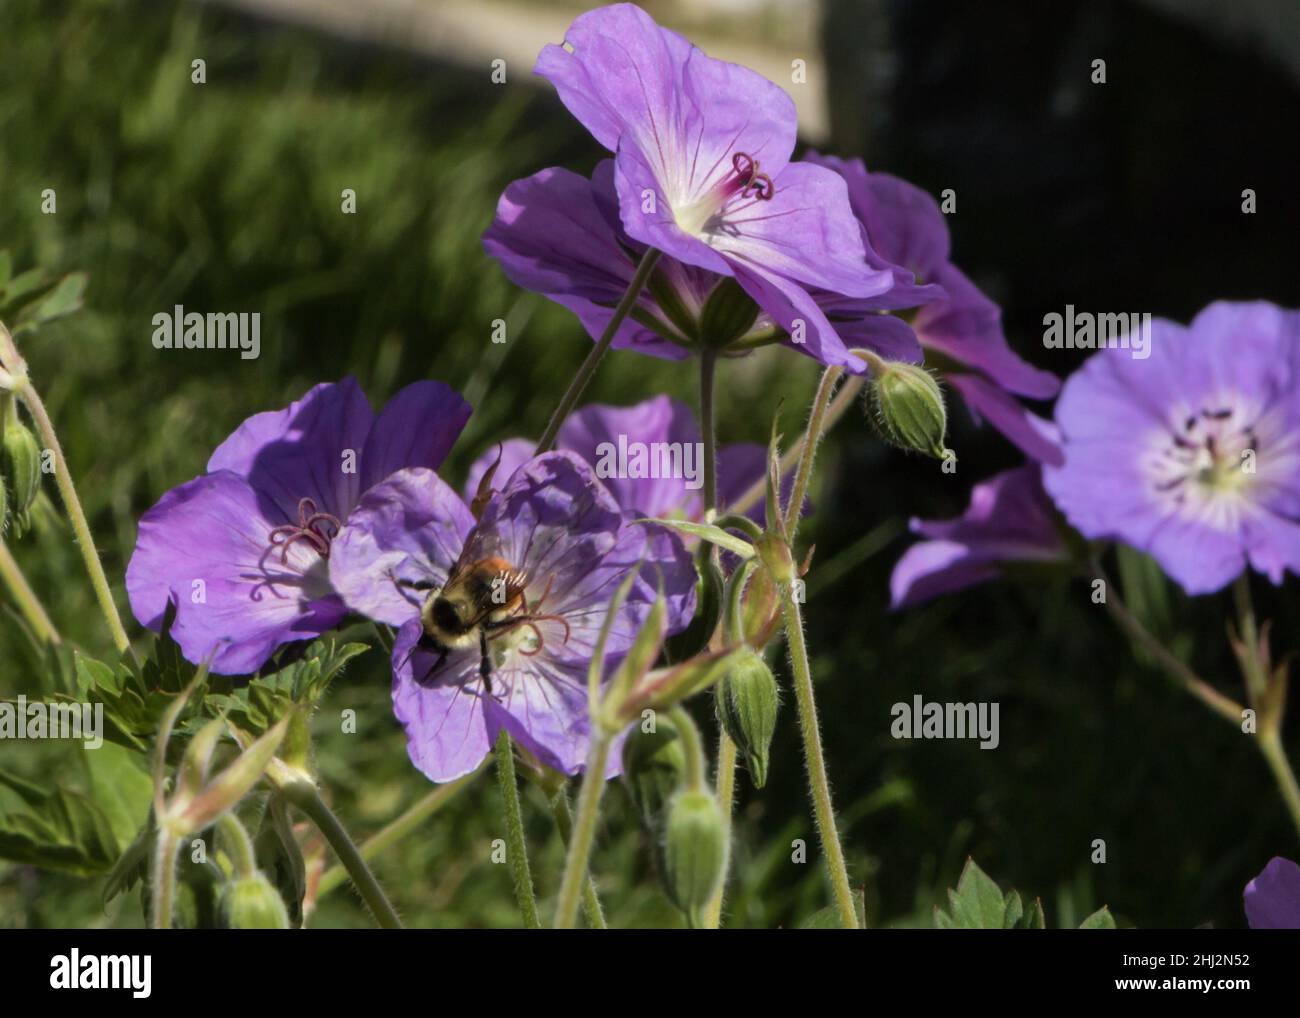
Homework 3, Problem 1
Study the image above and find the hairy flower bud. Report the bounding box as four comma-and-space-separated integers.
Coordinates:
663, 789, 726, 928
222, 873, 291, 929
2, 415, 42, 528
864, 357, 949, 459
715, 648, 779, 788
621, 714, 687, 830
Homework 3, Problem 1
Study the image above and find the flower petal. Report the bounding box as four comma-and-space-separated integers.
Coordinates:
206, 377, 373, 522
360, 380, 471, 493
330, 468, 477, 627
1244, 856, 1300, 929
947, 373, 1065, 466
126, 472, 344, 674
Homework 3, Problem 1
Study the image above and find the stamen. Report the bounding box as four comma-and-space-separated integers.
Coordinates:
730, 151, 775, 202
266, 496, 343, 563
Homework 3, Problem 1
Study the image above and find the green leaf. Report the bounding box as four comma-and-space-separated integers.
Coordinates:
15, 271, 87, 328
1078, 906, 1117, 929
944, 858, 1006, 929
1003, 888, 1024, 929
0, 769, 122, 875
85, 742, 153, 848
635, 518, 755, 560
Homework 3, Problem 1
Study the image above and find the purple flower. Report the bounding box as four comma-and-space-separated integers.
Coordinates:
890, 464, 1067, 608
1245, 857, 1300, 929
463, 397, 767, 522
494, 4, 896, 372
328, 452, 697, 783
1043, 301, 1300, 596
126, 378, 471, 674
805, 153, 1063, 464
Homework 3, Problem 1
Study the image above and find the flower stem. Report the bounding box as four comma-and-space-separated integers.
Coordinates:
731, 374, 865, 518
549, 789, 607, 929
536, 248, 662, 455
150, 829, 180, 929
493, 729, 541, 928
699, 348, 718, 512
785, 365, 843, 540
1096, 564, 1243, 725
1258, 732, 1300, 843
15, 379, 134, 660
286, 782, 403, 929
1232, 574, 1268, 701
701, 733, 737, 929
554, 731, 612, 929
780, 583, 858, 928
0, 535, 59, 646
317, 767, 481, 897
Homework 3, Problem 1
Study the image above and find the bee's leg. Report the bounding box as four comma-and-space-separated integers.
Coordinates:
479, 629, 500, 700
387, 570, 436, 609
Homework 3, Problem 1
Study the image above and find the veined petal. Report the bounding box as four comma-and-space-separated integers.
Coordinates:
206, 377, 373, 522
947, 373, 1065, 466
330, 468, 476, 627
126, 471, 344, 674
361, 380, 471, 493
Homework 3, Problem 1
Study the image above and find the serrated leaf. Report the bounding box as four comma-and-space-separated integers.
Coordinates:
0, 770, 122, 875
948, 858, 1006, 928
1078, 906, 1117, 929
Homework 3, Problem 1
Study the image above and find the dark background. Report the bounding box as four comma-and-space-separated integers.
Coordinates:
0, 0, 1297, 927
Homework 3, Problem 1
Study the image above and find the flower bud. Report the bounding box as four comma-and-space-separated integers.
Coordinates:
222, 873, 291, 929
715, 648, 779, 788
663, 789, 726, 928
621, 714, 687, 830
864, 358, 949, 459
2, 416, 42, 527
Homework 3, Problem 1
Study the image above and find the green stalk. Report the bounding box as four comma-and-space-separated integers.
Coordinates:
15, 379, 134, 659
285, 783, 403, 929
0, 536, 59, 646
549, 789, 607, 929
494, 730, 541, 928
150, 829, 180, 929
780, 583, 858, 928
318, 768, 480, 897
785, 364, 842, 539
536, 249, 662, 455
553, 732, 612, 929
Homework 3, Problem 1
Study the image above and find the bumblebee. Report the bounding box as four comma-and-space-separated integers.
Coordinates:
392, 555, 569, 695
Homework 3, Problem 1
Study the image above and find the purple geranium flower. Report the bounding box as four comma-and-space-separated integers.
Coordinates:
1245, 856, 1300, 929
805, 152, 1063, 464
1043, 301, 1300, 595
463, 397, 767, 522
328, 452, 697, 782
890, 464, 1067, 608
498, 3, 895, 372
127, 378, 471, 674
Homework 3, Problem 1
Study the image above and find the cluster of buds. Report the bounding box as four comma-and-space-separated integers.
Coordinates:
151, 672, 295, 928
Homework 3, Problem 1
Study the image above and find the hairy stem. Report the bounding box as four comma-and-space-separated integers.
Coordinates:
493, 730, 541, 928
16, 380, 134, 659
781, 584, 858, 928
0, 536, 59, 646
554, 732, 611, 929
1258, 732, 1300, 844
549, 789, 607, 929
150, 829, 180, 930
286, 783, 403, 929
785, 365, 843, 539
318, 767, 480, 897
700, 349, 718, 512
536, 249, 662, 455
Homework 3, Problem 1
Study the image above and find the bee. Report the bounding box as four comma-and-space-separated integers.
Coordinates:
391, 554, 570, 696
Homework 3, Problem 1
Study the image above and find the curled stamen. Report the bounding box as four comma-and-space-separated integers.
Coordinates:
265, 496, 343, 563
731, 151, 776, 202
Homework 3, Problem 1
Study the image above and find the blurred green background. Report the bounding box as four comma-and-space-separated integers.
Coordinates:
1, 0, 1298, 928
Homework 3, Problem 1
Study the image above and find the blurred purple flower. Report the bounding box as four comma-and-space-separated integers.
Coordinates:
329, 452, 697, 783
890, 464, 1067, 608
127, 378, 471, 674
463, 396, 767, 522
805, 152, 1063, 464
488, 4, 896, 372
1043, 301, 1300, 596
1245, 856, 1300, 929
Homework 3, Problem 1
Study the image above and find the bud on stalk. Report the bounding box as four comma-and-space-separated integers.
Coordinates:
663, 789, 726, 928
861, 353, 950, 459
715, 648, 779, 788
